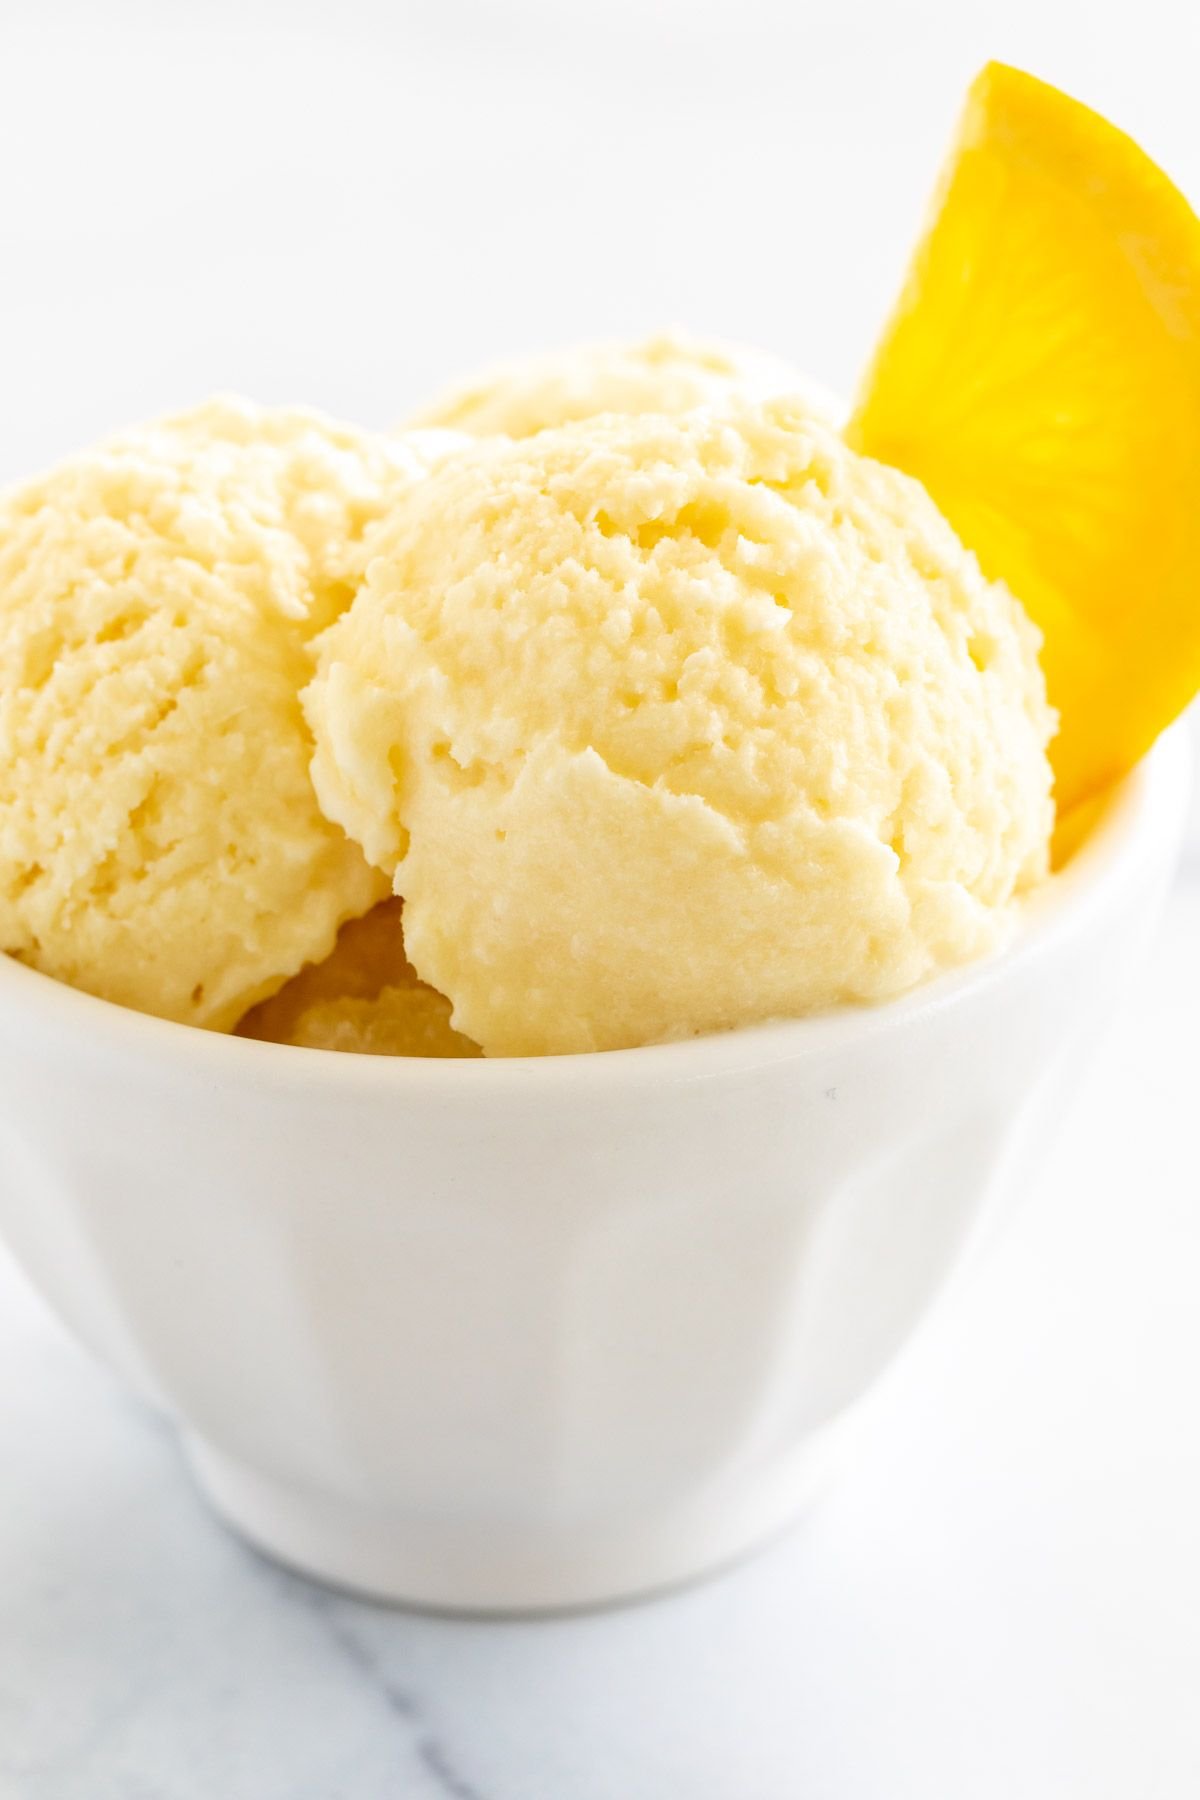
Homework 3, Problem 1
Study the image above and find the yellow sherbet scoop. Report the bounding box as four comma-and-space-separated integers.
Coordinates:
849, 61, 1200, 814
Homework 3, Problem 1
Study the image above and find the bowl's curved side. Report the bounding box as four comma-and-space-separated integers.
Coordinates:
0, 727, 1188, 1608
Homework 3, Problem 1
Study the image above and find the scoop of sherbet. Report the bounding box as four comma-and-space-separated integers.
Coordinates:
306, 399, 1056, 1057
0, 400, 440, 1031
406, 330, 836, 438
236, 899, 479, 1057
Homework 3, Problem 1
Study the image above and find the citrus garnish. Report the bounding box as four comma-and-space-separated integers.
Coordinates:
849, 61, 1200, 813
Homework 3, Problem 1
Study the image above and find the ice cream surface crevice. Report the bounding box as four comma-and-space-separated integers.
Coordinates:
237, 899, 480, 1058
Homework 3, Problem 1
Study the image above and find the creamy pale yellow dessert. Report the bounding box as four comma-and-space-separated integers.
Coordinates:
407, 329, 836, 440
263, 333, 841, 1052
306, 399, 1054, 1057
0, 400, 437, 1030
7, 69, 1197, 1057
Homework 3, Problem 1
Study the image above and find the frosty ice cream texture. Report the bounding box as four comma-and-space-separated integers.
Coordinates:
0, 400, 442, 1029
0, 345, 1058, 1055
306, 397, 1054, 1057
406, 330, 836, 439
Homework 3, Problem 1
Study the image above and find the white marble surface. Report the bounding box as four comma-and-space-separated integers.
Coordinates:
3, 878, 1198, 1800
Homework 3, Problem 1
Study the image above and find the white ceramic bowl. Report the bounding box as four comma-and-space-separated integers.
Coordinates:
0, 730, 1189, 1612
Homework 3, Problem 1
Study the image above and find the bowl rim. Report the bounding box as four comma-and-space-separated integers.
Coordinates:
0, 727, 1190, 1093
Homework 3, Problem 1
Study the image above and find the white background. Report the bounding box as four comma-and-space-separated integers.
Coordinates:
3, 0, 1200, 459
1, 2, 1199, 1796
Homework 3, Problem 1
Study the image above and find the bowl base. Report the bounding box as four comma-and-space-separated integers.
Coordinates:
182, 1431, 842, 1615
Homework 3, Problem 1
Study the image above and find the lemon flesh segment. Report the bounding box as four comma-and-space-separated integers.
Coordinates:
849, 61, 1200, 813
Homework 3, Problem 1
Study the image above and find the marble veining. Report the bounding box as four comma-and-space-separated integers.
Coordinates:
312, 1602, 487, 1800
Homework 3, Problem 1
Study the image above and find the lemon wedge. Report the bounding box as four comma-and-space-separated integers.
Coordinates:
849, 61, 1200, 813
